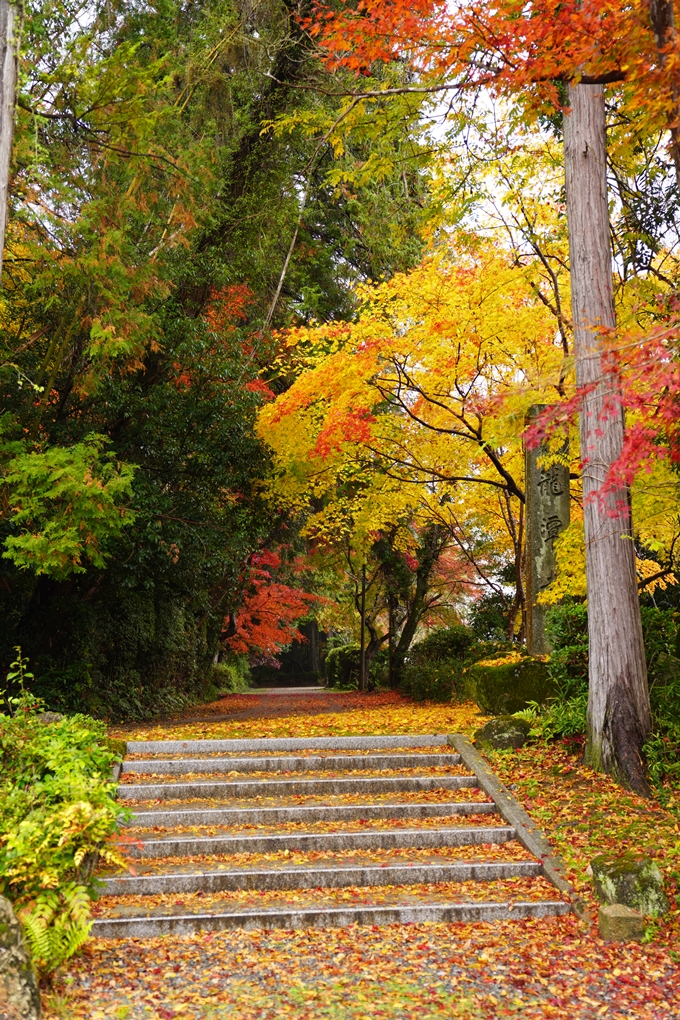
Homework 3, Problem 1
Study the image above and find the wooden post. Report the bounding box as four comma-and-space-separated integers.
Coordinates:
563, 83, 651, 793
0, 0, 17, 280
525, 406, 570, 654
359, 563, 366, 692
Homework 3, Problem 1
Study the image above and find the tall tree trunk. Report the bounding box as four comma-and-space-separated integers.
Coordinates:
392, 526, 446, 672
649, 0, 680, 189
563, 84, 651, 794
0, 0, 17, 279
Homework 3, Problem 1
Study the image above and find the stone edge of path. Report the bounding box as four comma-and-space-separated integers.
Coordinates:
91, 899, 572, 938
124, 734, 450, 754
450, 734, 588, 922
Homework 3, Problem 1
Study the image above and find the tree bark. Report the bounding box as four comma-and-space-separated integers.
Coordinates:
649, 0, 680, 189
563, 84, 651, 794
0, 0, 16, 280
392, 526, 447, 671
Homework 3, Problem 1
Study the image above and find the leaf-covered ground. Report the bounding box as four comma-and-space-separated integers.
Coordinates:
45, 693, 680, 1018
109, 691, 483, 742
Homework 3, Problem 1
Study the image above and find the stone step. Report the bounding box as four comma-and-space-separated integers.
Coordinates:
124, 799, 496, 829
121, 752, 461, 776
91, 898, 570, 938
117, 774, 478, 802
127, 824, 516, 858
102, 858, 542, 896
125, 734, 449, 755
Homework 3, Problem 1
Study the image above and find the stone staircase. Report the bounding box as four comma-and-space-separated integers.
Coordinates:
92, 734, 573, 937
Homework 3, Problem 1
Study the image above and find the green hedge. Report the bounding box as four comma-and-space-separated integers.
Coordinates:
210, 655, 251, 695
324, 644, 361, 688
407, 626, 476, 665
400, 660, 466, 702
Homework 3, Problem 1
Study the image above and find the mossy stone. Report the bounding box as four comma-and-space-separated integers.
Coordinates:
598, 904, 645, 942
474, 716, 531, 750
468, 657, 555, 715
591, 854, 669, 917
38, 711, 63, 724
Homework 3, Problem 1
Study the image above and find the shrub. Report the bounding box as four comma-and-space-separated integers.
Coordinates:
400, 660, 466, 702
324, 644, 361, 689
408, 625, 476, 664
210, 655, 251, 694
468, 592, 513, 641
0, 658, 124, 976
538, 603, 680, 790
368, 648, 390, 689
468, 652, 555, 715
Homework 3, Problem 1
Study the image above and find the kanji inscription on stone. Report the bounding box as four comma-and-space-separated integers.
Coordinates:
525, 407, 570, 654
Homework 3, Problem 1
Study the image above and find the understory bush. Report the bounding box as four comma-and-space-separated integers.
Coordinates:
537, 603, 680, 788
210, 655, 251, 695
6, 584, 222, 722
399, 625, 475, 702
400, 659, 466, 702
407, 626, 476, 666
325, 644, 361, 689
0, 655, 124, 976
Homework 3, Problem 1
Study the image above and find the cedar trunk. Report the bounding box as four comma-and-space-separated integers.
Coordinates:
563, 84, 651, 793
0, 0, 16, 278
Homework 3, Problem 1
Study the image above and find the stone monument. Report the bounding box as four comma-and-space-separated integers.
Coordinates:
525, 406, 570, 654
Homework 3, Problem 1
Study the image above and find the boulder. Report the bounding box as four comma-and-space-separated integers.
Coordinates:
591, 854, 669, 917
0, 896, 41, 1019
468, 656, 555, 715
38, 712, 63, 725
598, 904, 645, 942
474, 716, 531, 750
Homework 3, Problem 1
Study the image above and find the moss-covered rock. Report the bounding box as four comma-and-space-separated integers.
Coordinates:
598, 904, 645, 942
474, 716, 531, 750
591, 854, 669, 917
468, 654, 555, 715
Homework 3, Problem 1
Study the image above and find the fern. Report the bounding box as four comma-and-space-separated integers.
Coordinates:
20, 883, 92, 975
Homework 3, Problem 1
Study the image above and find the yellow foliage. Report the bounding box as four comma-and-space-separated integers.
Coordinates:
259, 240, 566, 570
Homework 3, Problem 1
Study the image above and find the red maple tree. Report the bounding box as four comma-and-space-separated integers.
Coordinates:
226, 549, 318, 659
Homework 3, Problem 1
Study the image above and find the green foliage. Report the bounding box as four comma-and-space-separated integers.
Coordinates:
0, 0, 431, 721
20, 591, 221, 721
468, 592, 513, 642
400, 660, 465, 703
0, 697, 124, 975
367, 648, 390, 689
21, 882, 92, 977
1, 646, 43, 715
2, 436, 135, 579
407, 626, 476, 665
468, 655, 555, 716
211, 655, 251, 694
324, 644, 361, 689
537, 603, 680, 790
